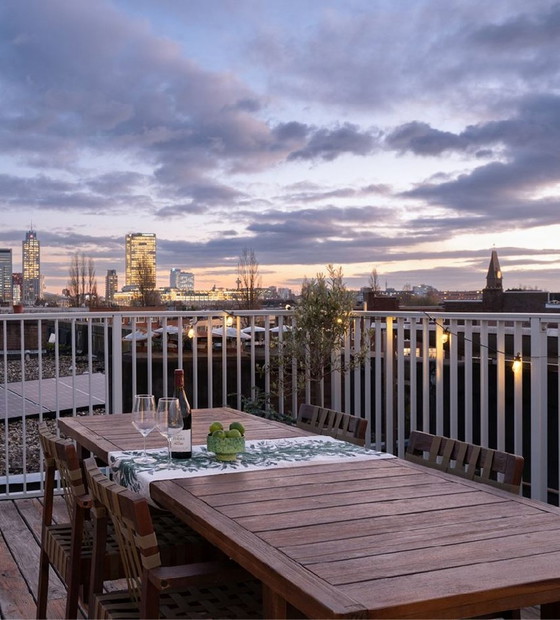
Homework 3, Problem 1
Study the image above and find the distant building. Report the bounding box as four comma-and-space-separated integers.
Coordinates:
105, 269, 118, 303
170, 268, 194, 291
276, 287, 294, 300
12, 272, 22, 304
22, 229, 40, 304
125, 233, 156, 288
444, 249, 560, 313
0, 249, 12, 303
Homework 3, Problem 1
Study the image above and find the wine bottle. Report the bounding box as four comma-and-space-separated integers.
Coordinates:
170, 369, 192, 459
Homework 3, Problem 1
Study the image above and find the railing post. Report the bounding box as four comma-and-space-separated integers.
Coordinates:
530, 317, 547, 501
111, 313, 123, 414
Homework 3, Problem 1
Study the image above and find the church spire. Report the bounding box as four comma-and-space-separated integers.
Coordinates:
486, 249, 503, 290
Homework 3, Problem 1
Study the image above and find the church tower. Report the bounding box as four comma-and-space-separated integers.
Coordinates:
482, 249, 504, 311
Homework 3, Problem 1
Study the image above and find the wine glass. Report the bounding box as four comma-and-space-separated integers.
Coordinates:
131, 394, 156, 464
156, 397, 183, 464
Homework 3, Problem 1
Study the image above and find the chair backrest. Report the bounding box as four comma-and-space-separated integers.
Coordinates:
83, 456, 161, 604
296, 404, 368, 446
38, 422, 87, 524
405, 430, 524, 494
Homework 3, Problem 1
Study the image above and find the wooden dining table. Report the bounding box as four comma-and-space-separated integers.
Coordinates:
59, 408, 560, 619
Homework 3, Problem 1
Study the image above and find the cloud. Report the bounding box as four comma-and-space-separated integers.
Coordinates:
383, 93, 560, 230
288, 123, 378, 161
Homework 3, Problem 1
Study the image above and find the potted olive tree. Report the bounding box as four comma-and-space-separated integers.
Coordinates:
272, 265, 369, 409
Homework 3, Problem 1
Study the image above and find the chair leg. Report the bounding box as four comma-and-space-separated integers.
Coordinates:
141, 571, 161, 620
36, 546, 50, 619
88, 512, 108, 619
65, 504, 88, 619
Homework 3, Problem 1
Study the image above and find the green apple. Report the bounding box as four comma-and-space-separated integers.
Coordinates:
209, 421, 224, 434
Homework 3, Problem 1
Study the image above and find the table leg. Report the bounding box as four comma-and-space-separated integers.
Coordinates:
541, 601, 560, 619
263, 584, 287, 619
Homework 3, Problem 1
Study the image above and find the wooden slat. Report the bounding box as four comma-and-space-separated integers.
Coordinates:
236, 489, 509, 531
215, 482, 474, 518
311, 528, 560, 584
0, 498, 67, 619
207, 472, 436, 507
341, 551, 560, 618
287, 512, 560, 563
261, 500, 543, 547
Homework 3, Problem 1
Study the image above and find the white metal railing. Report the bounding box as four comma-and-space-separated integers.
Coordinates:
1, 309, 559, 504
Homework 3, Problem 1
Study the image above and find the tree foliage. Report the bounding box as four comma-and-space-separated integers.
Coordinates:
135, 253, 160, 306
271, 265, 368, 408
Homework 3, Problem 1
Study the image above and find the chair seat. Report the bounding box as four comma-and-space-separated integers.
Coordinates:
93, 578, 263, 619
44, 521, 124, 585
44, 509, 208, 607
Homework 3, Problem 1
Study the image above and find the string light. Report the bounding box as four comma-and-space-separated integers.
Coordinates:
187, 327, 195, 339
425, 313, 547, 365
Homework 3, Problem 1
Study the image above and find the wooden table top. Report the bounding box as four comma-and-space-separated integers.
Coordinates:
58, 407, 310, 462
59, 410, 560, 619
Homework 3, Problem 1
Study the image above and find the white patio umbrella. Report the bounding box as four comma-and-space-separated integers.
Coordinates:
241, 326, 266, 334
154, 325, 180, 335
212, 327, 251, 339
123, 330, 151, 341
270, 324, 292, 333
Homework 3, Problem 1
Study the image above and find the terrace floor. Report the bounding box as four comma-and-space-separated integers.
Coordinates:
0, 496, 542, 620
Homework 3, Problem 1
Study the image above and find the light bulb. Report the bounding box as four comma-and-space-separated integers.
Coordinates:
512, 354, 522, 373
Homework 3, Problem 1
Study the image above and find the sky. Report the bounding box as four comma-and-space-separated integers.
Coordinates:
2, 0, 560, 295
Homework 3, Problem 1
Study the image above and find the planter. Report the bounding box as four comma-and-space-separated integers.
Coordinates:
206, 435, 245, 461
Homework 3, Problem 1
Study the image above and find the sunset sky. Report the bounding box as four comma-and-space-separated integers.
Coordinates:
2, 0, 560, 294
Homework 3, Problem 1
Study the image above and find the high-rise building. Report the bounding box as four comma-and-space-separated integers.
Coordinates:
22, 229, 40, 304
12, 272, 22, 304
125, 233, 156, 288
170, 268, 195, 291
0, 249, 13, 303
105, 269, 118, 303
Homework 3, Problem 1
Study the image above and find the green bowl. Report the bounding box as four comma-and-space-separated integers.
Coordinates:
206, 435, 245, 461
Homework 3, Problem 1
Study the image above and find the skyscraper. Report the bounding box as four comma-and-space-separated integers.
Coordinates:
105, 269, 118, 303
170, 268, 195, 291
125, 233, 156, 288
22, 229, 40, 304
0, 249, 13, 303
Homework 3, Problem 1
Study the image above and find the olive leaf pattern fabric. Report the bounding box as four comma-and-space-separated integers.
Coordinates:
109, 436, 394, 500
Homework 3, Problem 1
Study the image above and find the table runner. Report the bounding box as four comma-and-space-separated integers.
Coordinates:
108, 435, 394, 500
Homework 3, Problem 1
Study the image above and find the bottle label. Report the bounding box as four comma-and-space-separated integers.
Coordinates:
170, 430, 191, 451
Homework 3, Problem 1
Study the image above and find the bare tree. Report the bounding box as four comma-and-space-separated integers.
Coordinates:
237, 248, 262, 310
136, 253, 160, 306
368, 267, 381, 293
67, 252, 97, 307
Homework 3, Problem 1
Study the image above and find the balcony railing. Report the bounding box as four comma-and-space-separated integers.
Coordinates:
1, 309, 558, 504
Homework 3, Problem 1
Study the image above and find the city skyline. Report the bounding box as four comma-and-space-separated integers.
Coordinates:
2, 1, 560, 294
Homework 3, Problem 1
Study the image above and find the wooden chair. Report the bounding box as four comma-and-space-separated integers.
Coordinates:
296, 403, 368, 446
83, 456, 263, 619
37, 424, 210, 619
405, 430, 524, 494
37, 423, 122, 619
